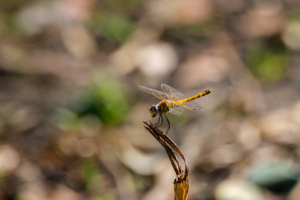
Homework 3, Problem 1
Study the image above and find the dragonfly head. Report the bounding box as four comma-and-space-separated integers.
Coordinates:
149, 105, 159, 117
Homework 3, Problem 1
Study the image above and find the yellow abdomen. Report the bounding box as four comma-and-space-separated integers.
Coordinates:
178, 89, 213, 103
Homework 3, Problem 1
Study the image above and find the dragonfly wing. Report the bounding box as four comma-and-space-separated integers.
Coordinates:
169, 106, 184, 116
182, 101, 204, 111
138, 85, 169, 100
161, 84, 187, 101
162, 84, 204, 111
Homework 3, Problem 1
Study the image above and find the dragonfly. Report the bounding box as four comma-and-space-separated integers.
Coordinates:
138, 84, 213, 135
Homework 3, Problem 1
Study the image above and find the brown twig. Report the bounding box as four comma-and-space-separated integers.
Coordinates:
143, 121, 189, 200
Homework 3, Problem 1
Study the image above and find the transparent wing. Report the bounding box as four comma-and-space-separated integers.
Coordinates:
161, 84, 187, 101
138, 85, 169, 100
169, 106, 184, 116
162, 84, 204, 111
182, 101, 204, 111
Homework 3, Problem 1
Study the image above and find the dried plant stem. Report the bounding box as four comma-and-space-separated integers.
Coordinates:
143, 121, 189, 200
174, 179, 189, 200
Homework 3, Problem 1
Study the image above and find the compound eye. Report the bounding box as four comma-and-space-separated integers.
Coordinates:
150, 105, 157, 111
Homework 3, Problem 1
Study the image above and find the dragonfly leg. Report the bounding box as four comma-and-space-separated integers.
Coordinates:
164, 114, 171, 135
154, 114, 163, 128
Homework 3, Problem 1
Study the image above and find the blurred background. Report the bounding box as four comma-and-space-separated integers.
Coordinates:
0, 0, 300, 200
